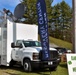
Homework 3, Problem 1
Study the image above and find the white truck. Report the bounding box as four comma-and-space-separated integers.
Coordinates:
0, 19, 59, 72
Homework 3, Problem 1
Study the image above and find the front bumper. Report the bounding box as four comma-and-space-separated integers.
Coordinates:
31, 59, 59, 68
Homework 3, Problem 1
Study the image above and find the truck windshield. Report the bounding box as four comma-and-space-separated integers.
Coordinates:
23, 41, 41, 47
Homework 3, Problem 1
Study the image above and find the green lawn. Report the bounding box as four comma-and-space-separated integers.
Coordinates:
39, 35, 73, 50
51, 62, 68, 75
49, 36, 72, 50
0, 62, 68, 75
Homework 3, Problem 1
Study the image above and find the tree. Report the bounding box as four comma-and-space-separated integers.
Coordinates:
50, 0, 72, 42
21, 0, 37, 24
49, 3, 61, 38
21, 0, 53, 24
60, 0, 72, 41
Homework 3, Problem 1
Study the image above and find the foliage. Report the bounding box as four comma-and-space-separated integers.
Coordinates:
21, 0, 37, 24
49, 0, 72, 42
21, 0, 53, 24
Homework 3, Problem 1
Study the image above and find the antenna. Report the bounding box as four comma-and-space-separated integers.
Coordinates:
3, 8, 17, 21
14, 3, 25, 19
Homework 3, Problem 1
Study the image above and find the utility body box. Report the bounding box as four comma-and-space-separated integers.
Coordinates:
0, 19, 38, 66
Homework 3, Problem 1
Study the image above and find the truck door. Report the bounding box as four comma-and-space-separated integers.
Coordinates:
13, 41, 23, 61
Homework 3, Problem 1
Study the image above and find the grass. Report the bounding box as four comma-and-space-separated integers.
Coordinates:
51, 62, 68, 75
38, 35, 73, 50
0, 62, 68, 75
49, 36, 72, 50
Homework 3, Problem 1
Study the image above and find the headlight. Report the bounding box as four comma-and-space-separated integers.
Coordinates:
33, 53, 39, 60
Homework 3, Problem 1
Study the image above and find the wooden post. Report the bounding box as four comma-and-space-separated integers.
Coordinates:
72, 0, 76, 53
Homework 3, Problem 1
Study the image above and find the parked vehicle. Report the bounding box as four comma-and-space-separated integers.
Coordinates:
54, 47, 72, 62
54, 47, 72, 55
54, 47, 67, 55
0, 19, 59, 72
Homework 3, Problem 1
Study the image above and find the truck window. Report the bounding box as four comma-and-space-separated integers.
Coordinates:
23, 41, 41, 47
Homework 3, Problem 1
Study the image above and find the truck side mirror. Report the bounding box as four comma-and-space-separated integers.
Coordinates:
11, 42, 23, 48
11, 43, 15, 48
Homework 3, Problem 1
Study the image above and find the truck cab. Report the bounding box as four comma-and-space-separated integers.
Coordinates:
11, 40, 59, 72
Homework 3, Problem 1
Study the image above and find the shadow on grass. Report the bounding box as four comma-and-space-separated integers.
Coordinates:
0, 65, 25, 71
5, 72, 20, 75
31, 68, 55, 75
59, 62, 67, 68
0, 65, 55, 75
0, 65, 22, 75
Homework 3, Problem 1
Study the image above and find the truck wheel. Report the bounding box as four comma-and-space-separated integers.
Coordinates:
23, 59, 32, 72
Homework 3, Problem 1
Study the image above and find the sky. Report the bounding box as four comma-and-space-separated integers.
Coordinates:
52, 0, 72, 7
0, 0, 72, 14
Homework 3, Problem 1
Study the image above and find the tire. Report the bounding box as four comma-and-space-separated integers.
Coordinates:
23, 59, 32, 72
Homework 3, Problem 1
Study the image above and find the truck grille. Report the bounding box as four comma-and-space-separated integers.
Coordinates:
50, 51, 58, 60
39, 50, 58, 60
